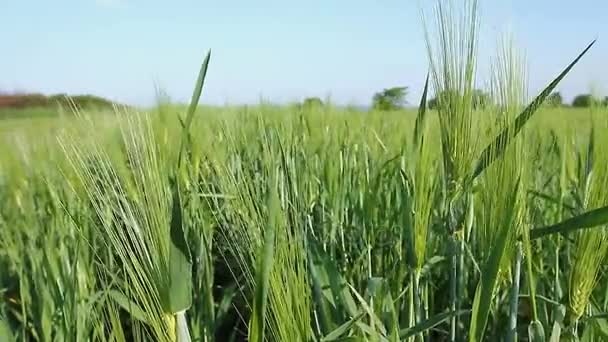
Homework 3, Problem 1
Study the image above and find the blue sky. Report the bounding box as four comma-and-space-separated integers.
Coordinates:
1, 0, 607, 106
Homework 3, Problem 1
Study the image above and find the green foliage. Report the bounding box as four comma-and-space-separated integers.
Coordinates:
546, 92, 564, 107
0, 320, 14, 342
249, 175, 279, 342
530, 205, 608, 239
1, 94, 608, 342
400, 310, 469, 339
428, 89, 489, 110
0, 93, 120, 120
427, 90, 453, 111
572, 94, 599, 107
302, 97, 324, 109
473, 40, 595, 180
472, 89, 491, 110
0, 93, 117, 111
372, 86, 408, 111
1, 1, 607, 342
51, 94, 118, 109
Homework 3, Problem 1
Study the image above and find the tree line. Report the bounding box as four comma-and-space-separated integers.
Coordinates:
0, 92, 119, 110
547, 92, 608, 108
300, 88, 608, 111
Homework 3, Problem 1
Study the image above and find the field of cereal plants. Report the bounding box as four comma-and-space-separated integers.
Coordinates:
1, 1, 608, 341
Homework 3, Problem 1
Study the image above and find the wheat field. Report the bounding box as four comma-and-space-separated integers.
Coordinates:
1, 1, 608, 341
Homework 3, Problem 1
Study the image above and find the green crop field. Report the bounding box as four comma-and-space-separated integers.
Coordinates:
2, 1, 608, 342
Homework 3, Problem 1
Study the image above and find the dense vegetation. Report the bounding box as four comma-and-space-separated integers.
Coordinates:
2, 1, 608, 341
0, 93, 119, 119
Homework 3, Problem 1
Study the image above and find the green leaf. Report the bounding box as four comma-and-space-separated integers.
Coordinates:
355, 322, 388, 341
308, 238, 359, 319
528, 320, 546, 342
469, 178, 521, 342
365, 277, 386, 298
167, 176, 193, 313
215, 283, 239, 331
308, 246, 336, 335
40, 286, 53, 341
582, 305, 608, 337
413, 73, 430, 149
0, 320, 13, 342
164, 51, 210, 313
321, 312, 365, 342
185, 50, 211, 133
399, 310, 469, 339
178, 50, 212, 168
530, 204, 608, 240
528, 189, 576, 212
348, 284, 386, 336
398, 169, 417, 269
471, 40, 596, 180
549, 305, 567, 342
419, 255, 446, 279
249, 176, 278, 342
591, 317, 608, 338
585, 313, 608, 321
108, 290, 148, 323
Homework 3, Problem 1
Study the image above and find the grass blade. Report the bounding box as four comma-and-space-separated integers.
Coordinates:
528, 190, 576, 212
165, 52, 211, 315
584, 313, 608, 321
178, 50, 212, 168
399, 310, 469, 339
308, 238, 359, 319
249, 177, 279, 342
413, 73, 430, 149
215, 284, 239, 331
167, 176, 193, 313
472, 40, 596, 180
528, 321, 546, 342
419, 255, 446, 279
549, 304, 567, 342
469, 178, 522, 342
108, 290, 148, 323
185, 50, 211, 132
320, 312, 365, 342
0, 319, 14, 342
308, 248, 336, 335
530, 204, 608, 239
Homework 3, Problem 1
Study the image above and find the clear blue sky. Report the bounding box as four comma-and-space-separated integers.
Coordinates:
1, 0, 607, 106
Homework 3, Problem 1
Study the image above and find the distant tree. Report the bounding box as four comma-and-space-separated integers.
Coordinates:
0, 93, 118, 110
546, 92, 563, 107
603, 96, 608, 107
472, 89, 490, 110
428, 90, 454, 110
302, 97, 324, 109
572, 94, 598, 108
372, 87, 408, 111
428, 89, 489, 110
427, 97, 438, 110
